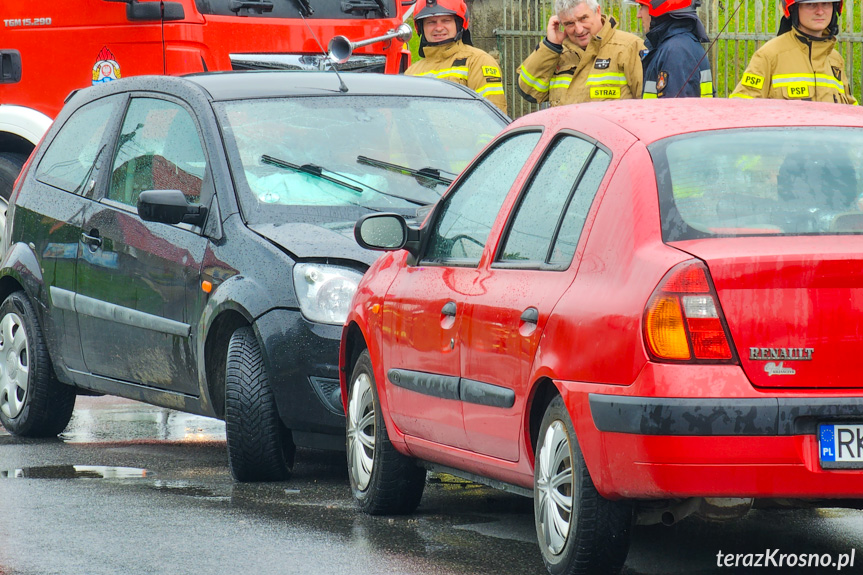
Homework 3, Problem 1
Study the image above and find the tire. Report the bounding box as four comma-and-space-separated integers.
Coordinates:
0, 291, 76, 437
225, 326, 295, 482
534, 396, 633, 575
347, 349, 425, 515
0, 152, 28, 201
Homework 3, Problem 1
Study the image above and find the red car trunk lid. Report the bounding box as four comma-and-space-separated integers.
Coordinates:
672, 236, 863, 389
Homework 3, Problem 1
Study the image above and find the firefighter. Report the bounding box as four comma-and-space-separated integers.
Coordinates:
516, 0, 645, 106
405, 0, 508, 115
632, 0, 715, 98
731, 0, 856, 104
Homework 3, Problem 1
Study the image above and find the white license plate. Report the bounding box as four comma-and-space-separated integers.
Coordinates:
819, 424, 863, 469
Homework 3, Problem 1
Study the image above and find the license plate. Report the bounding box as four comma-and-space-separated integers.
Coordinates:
819, 424, 863, 469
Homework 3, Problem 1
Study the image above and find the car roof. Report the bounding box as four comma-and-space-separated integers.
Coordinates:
513, 98, 863, 144
183, 70, 484, 101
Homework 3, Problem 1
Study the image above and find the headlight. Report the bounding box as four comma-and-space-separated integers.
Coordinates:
292, 263, 364, 325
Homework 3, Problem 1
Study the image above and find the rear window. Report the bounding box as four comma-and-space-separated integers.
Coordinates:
652, 128, 863, 241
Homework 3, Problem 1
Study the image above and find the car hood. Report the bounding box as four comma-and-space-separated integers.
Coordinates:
249, 221, 380, 267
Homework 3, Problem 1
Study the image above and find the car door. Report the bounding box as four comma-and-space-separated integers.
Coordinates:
22, 94, 125, 375
76, 95, 210, 395
383, 131, 542, 449
460, 134, 612, 461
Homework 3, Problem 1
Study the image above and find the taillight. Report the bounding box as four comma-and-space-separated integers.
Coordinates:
643, 261, 736, 363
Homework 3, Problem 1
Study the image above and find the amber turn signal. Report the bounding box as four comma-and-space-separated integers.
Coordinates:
644, 261, 734, 362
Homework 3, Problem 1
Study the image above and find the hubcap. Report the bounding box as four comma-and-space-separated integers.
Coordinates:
0, 312, 29, 419
347, 372, 376, 491
536, 420, 574, 556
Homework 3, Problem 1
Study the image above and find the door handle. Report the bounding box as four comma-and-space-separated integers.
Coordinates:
520, 307, 539, 324
81, 232, 102, 249
441, 301, 457, 317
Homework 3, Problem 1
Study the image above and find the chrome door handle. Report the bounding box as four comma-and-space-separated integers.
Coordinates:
81, 232, 102, 248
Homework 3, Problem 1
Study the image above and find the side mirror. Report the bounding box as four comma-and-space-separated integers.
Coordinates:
355, 213, 407, 250
137, 189, 207, 226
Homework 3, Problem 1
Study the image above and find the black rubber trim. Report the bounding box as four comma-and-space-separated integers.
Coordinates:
387, 369, 515, 408
589, 394, 863, 436
388, 369, 460, 401
460, 378, 515, 408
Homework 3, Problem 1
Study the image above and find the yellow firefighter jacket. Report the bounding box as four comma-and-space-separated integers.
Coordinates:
405, 40, 508, 115
731, 29, 857, 104
516, 16, 645, 106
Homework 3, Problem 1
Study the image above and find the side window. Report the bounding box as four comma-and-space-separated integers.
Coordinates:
35, 96, 120, 195
108, 98, 206, 208
549, 150, 610, 265
498, 135, 611, 268
424, 132, 541, 265
498, 136, 595, 264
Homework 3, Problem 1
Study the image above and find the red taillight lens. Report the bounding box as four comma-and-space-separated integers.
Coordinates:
644, 261, 735, 362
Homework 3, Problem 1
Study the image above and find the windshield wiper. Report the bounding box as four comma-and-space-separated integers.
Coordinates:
357, 156, 454, 189
262, 155, 363, 194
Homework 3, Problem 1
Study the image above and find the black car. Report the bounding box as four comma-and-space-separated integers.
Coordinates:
0, 71, 508, 480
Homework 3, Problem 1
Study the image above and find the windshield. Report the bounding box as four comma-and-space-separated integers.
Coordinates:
652, 128, 863, 241
215, 94, 505, 225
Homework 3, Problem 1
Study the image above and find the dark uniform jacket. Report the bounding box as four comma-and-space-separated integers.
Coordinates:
641, 18, 714, 99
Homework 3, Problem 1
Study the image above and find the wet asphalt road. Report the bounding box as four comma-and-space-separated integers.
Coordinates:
1, 396, 862, 575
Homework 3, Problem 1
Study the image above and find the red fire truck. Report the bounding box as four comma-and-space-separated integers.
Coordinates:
0, 0, 412, 196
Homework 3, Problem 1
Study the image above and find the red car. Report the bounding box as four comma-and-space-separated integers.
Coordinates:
339, 98, 863, 574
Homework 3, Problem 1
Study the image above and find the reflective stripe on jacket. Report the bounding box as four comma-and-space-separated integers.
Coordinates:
516, 16, 645, 106
405, 40, 508, 115
730, 29, 857, 105
641, 18, 714, 99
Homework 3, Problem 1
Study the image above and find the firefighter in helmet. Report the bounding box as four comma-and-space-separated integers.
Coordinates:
405, 0, 508, 115
632, 0, 715, 98
516, 0, 646, 106
731, 0, 856, 104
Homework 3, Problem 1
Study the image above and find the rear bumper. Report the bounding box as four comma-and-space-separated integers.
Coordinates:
559, 363, 863, 500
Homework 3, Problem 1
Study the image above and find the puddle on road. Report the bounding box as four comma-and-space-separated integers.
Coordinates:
0, 465, 149, 479
150, 479, 229, 501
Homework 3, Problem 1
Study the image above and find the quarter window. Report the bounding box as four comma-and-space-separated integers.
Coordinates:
35, 96, 120, 195
498, 135, 610, 267
424, 131, 541, 265
108, 98, 206, 208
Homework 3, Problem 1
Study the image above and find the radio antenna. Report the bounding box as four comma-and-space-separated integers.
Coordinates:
673, 0, 744, 98
299, 11, 350, 93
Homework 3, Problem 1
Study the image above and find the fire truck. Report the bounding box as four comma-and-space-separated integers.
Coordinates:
0, 0, 412, 197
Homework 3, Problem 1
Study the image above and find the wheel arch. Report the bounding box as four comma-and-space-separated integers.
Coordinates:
0, 105, 52, 150
527, 377, 562, 460
203, 309, 250, 418
340, 320, 369, 413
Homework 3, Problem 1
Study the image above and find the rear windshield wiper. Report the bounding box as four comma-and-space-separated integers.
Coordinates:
262, 155, 363, 194
357, 155, 455, 190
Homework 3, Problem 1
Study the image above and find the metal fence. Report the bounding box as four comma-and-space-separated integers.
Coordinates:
493, 0, 863, 118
